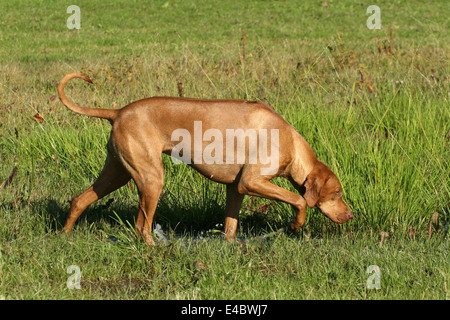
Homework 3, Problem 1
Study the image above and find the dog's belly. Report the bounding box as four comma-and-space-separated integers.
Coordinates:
191, 162, 243, 184
177, 160, 243, 184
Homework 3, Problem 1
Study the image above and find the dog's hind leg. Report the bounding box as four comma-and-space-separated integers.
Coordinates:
63, 154, 131, 233
121, 151, 165, 246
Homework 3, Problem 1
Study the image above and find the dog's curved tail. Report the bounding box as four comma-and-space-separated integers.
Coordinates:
58, 73, 118, 122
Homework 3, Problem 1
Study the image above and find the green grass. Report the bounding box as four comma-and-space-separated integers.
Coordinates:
1, 229, 448, 299
0, 0, 449, 300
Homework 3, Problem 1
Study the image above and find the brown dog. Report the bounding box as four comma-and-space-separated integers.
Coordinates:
58, 73, 353, 245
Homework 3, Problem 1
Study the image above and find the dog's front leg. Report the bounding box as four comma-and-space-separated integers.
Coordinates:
289, 203, 307, 232
224, 183, 245, 241
237, 175, 308, 233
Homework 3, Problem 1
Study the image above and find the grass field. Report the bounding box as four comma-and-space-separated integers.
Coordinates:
0, 0, 448, 300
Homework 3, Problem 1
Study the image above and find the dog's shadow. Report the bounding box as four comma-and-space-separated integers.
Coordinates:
33, 198, 135, 233
35, 197, 227, 237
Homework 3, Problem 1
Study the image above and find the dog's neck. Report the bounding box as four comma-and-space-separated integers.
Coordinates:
288, 131, 318, 185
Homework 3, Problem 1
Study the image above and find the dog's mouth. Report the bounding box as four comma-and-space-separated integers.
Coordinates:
322, 209, 354, 224
339, 210, 354, 223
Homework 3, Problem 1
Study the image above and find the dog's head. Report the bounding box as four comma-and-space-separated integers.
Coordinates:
303, 162, 353, 223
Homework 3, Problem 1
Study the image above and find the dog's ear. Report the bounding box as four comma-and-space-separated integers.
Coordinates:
303, 170, 325, 208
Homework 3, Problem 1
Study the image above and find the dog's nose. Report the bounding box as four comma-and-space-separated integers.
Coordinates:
347, 210, 354, 220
